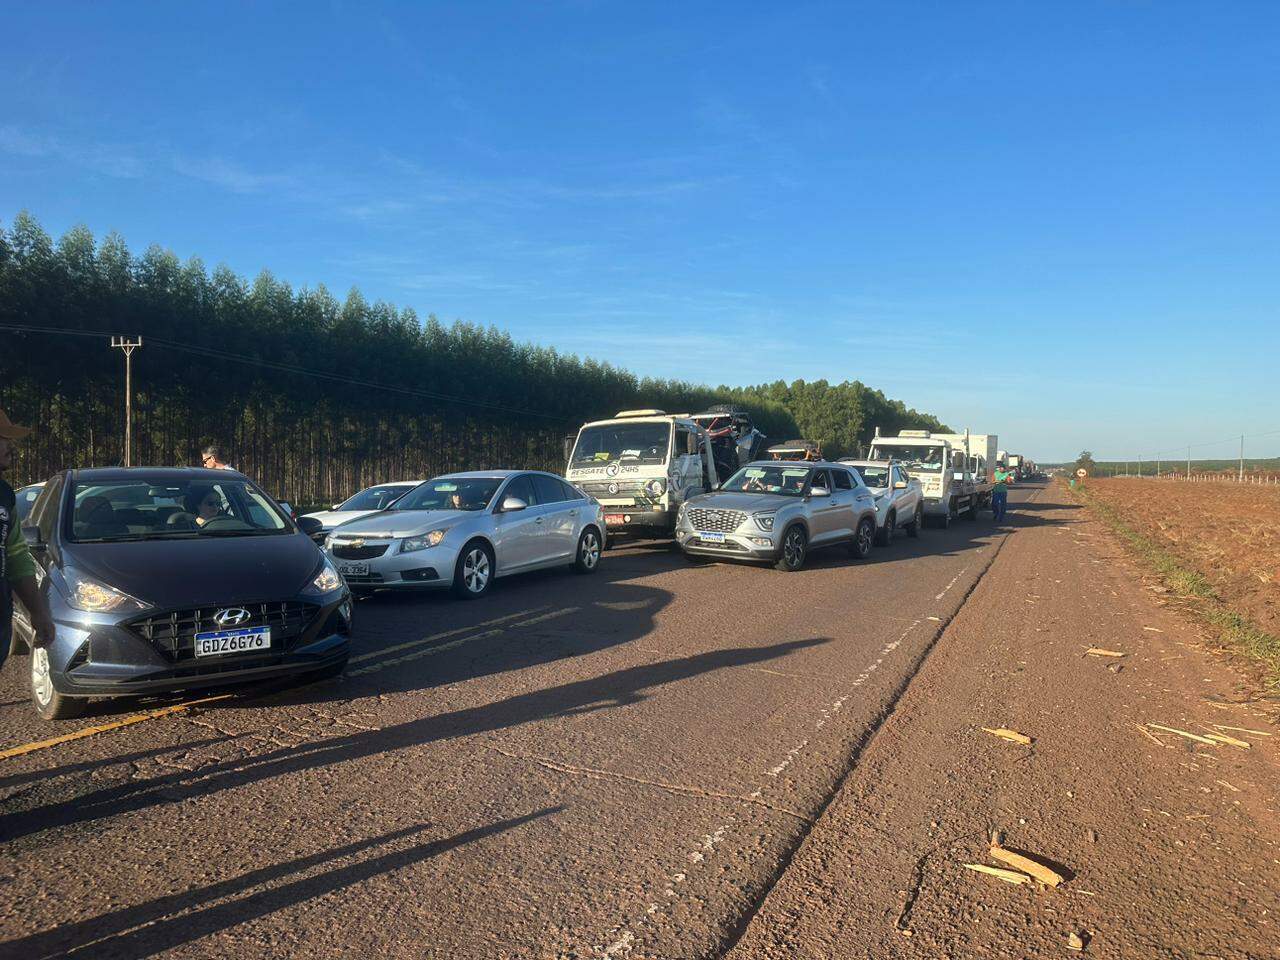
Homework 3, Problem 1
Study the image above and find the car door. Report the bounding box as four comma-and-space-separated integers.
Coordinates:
891, 466, 912, 526
850, 468, 877, 530
829, 467, 858, 540
491, 474, 543, 573
806, 468, 841, 544
531, 474, 577, 563
11, 474, 64, 641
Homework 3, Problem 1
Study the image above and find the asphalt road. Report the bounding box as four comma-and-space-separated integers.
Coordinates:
0, 485, 1040, 960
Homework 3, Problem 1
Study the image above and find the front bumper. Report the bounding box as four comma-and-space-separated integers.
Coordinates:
601, 507, 675, 538
675, 525, 779, 562
48, 591, 352, 698
333, 540, 460, 591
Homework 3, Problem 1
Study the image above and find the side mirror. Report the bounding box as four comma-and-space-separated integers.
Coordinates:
21, 525, 44, 552
331, 503, 342, 511
296, 516, 323, 536
563, 436, 575, 464
501, 496, 528, 512
809, 486, 830, 498
894, 480, 908, 490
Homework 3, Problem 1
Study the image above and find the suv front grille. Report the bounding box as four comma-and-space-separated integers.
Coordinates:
687, 508, 747, 533
332, 541, 391, 560
128, 601, 319, 662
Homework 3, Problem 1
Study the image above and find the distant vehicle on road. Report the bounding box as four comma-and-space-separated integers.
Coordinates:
676, 460, 877, 571
565, 410, 721, 539
869, 430, 979, 528
10, 468, 350, 720
302, 480, 422, 542
840, 459, 924, 545
326, 471, 605, 599
933, 432, 998, 511
14, 482, 44, 523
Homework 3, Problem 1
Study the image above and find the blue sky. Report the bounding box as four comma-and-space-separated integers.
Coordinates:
3, 2, 1277, 462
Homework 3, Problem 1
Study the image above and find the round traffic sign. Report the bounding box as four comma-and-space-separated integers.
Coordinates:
1076, 468, 1087, 478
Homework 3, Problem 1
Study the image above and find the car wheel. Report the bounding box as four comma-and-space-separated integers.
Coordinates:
31, 646, 87, 721
875, 511, 895, 547
573, 527, 602, 574
850, 516, 876, 559
452, 540, 494, 599
907, 503, 923, 538
774, 525, 808, 572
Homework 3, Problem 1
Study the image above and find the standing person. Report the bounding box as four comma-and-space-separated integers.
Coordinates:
200, 444, 236, 471
992, 462, 1015, 522
0, 409, 56, 671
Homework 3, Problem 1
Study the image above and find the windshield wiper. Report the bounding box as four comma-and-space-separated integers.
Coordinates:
198, 529, 277, 537
75, 533, 201, 543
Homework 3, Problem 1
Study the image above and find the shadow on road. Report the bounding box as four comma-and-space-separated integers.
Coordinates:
0, 638, 827, 845
7, 808, 560, 959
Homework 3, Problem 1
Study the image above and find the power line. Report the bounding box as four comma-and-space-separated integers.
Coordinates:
1, 322, 577, 424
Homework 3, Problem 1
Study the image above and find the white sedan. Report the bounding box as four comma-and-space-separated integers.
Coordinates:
840, 460, 924, 545
302, 481, 422, 542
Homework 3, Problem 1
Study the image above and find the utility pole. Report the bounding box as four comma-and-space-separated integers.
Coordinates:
1239, 434, 1245, 483
1156, 455, 1161, 478
1187, 445, 1191, 480
110, 336, 143, 466
1137, 455, 1142, 477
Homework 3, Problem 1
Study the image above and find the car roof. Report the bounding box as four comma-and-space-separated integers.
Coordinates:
434, 470, 562, 480
745, 460, 831, 469
70, 466, 246, 482
839, 459, 891, 467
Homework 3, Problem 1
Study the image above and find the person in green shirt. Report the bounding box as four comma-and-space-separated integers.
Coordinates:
1, 409, 55, 672
992, 464, 1015, 522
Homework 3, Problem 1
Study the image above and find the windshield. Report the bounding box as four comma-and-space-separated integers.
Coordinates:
392, 477, 502, 511
571, 422, 671, 465
338, 484, 412, 511
871, 445, 943, 473
721, 465, 812, 497
848, 465, 889, 488
68, 478, 291, 542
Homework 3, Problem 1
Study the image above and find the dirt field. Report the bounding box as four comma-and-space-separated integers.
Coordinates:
1082, 477, 1280, 640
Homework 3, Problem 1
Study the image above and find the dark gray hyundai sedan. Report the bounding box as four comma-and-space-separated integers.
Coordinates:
10, 467, 352, 719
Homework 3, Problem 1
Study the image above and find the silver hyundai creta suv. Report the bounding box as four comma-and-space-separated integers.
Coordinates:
675, 461, 878, 571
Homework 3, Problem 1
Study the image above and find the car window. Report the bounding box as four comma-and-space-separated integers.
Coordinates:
502, 475, 537, 508
810, 469, 831, 492
531, 474, 566, 505
393, 477, 502, 511
66, 476, 289, 541
558, 479, 585, 501
34, 475, 64, 543
832, 469, 853, 490
339, 484, 413, 511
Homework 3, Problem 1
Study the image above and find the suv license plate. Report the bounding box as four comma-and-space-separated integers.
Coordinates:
339, 561, 369, 576
605, 514, 625, 526
194, 627, 271, 658
700, 532, 726, 544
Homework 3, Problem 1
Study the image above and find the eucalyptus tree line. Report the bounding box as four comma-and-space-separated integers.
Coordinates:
0, 213, 947, 501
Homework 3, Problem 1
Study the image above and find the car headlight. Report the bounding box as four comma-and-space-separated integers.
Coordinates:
400, 529, 447, 553
753, 512, 776, 531
62, 570, 149, 613
304, 556, 344, 595
646, 478, 667, 497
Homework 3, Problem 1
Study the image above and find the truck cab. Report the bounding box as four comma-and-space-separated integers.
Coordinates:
565, 410, 720, 538
867, 430, 979, 528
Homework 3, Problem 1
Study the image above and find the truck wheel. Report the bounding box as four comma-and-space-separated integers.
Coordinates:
774, 525, 808, 572
850, 517, 876, 559
875, 511, 894, 547
907, 503, 923, 538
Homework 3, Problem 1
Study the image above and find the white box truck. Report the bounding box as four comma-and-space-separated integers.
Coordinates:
868, 429, 981, 528
934, 432, 998, 509
565, 410, 722, 538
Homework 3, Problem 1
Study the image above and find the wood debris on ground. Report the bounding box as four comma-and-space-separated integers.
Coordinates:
1085, 648, 1126, 658
1204, 732, 1251, 749
981, 727, 1033, 745
1142, 626, 1163, 633
1146, 723, 1218, 746
989, 843, 1067, 887
1067, 930, 1089, 951
963, 863, 1032, 885
1212, 724, 1272, 737
1135, 724, 1167, 747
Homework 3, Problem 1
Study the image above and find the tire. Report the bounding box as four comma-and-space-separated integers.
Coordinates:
304, 656, 348, 683
452, 540, 495, 599
774, 525, 808, 572
849, 516, 875, 560
573, 527, 602, 574
31, 647, 87, 721
875, 511, 895, 547
907, 502, 923, 538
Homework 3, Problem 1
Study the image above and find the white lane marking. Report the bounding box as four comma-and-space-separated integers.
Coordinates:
348, 608, 577, 677
587, 617, 925, 955
349, 608, 547, 664
935, 567, 968, 601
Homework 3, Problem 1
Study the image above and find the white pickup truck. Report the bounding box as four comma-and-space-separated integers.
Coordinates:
868, 430, 979, 529
565, 409, 722, 538
840, 459, 925, 545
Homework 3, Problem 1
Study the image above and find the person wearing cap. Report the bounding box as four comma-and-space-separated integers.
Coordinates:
0, 409, 56, 669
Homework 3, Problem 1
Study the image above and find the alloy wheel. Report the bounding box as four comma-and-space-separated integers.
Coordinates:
580, 531, 600, 569
31, 647, 53, 707
463, 548, 490, 593
783, 528, 806, 568
857, 519, 874, 556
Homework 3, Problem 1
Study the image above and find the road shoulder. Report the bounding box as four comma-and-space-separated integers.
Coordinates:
726, 484, 1280, 959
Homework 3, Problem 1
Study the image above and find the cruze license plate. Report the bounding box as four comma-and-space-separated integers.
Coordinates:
605, 514, 626, 526
699, 532, 726, 544
194, 627, 271, 658
339, 561, 369, 576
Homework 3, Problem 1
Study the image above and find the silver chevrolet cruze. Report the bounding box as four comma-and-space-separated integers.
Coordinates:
324, 471, 606, 599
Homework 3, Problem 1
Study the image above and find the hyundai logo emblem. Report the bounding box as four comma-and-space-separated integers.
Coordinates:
213, 607, 251, 627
